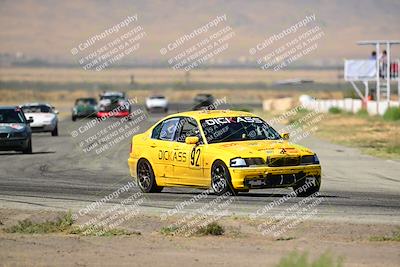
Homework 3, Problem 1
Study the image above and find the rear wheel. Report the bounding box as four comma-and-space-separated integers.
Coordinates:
211, 160, 236, 196
51, 124, 58, 136
22, 138, 32, 154
293, 175, 321, 197
72, 115, 77, 121
137, 159, 163, 193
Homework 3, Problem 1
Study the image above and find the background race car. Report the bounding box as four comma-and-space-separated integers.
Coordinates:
72, 98, 97, 121
97, 91, 131, 118
145, 95, 169, 113
21, 103, 59, 136
0, 107, 33, 154
192, 94, 215, 110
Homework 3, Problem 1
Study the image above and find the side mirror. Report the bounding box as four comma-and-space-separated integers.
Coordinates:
281, 132, 290, 140
27, 117, 34, 123
185, 136, 199, 145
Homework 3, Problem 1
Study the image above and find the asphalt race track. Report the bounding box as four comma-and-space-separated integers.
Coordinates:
1, 106, 400, 224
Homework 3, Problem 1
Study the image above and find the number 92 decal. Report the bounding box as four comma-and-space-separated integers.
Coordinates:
190, 147, 201, 167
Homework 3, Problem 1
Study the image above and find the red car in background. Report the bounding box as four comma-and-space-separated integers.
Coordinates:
97, 92, 132, 118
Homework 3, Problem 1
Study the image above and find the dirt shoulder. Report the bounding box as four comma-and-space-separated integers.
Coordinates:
0, 208, 399, 267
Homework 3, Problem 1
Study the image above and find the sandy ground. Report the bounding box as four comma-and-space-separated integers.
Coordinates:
0, 209, 399, 267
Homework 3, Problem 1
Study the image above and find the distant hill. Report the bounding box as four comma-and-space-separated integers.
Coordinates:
0, 0, 399, 66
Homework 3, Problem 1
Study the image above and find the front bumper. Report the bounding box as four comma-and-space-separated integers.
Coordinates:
74, 110, 97, 117
229, 165, 321, 189
30, 124, 55, 132
97, 111, 130, 118
0, 137, 29, 151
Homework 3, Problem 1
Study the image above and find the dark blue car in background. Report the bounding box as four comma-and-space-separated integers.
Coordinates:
0, 106, 33, 154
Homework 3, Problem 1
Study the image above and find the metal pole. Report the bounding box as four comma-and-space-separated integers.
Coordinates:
376, 43, 380, 114
364, 80, 369, 110
398, 59, 400, 106
387, 42, 391, 105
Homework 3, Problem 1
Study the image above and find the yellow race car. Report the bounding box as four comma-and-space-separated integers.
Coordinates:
128, 110, 321, 196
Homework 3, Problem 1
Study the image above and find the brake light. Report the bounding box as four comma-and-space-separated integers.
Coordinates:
130, 142, 133, 153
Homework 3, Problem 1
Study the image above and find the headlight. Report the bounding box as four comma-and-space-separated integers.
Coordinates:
230, 157, 247, 167
230, 157, 265, 167
313, 154, 320, 164
301, 154, 319, 165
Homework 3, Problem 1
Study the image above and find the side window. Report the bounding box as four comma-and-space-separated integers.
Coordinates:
151, 122, 163, 139
159, 118, 180, 141
176, 117, 203, 143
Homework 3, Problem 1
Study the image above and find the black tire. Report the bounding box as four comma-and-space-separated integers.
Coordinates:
51, 124, 58, 136
164, 108, 168, 113
292, 175, 321, 197
137, 159, 163, 193
22, 138, 32, 154
211, 160, 236, 196
72, 115, 77, 121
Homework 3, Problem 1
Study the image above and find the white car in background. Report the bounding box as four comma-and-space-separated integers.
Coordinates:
145, 95, 168, 113
21, 103, 59, 136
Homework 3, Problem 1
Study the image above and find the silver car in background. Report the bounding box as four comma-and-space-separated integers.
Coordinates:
145, 95, 168, 113
21, 103, 59, 136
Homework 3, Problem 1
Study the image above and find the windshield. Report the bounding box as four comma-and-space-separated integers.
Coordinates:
0, 109, 25, 123
76, 98, 96, 105
22, 105, 52, 113
200, 116, 281, 144
101, 95, 124, 101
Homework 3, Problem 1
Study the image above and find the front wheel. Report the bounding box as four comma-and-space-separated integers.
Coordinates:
22, 138, 32, 154
292, 175, 321, 197
137, 159, 163, 193
51, 124, 58, 136
211, 160, 236, 196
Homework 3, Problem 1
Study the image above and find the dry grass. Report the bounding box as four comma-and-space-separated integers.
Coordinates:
0, 67, 340, 84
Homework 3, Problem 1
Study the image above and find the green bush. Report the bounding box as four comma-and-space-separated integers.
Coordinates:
356, 108, 369, 117
197, 222, 224, 236
328, 107, 342, 114
5, 211, 73, 234
383, 107, 400, 121
276, 252, 343, 267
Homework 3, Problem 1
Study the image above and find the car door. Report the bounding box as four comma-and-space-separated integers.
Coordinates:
172, 117, 206, 187
149, 117, 181, 185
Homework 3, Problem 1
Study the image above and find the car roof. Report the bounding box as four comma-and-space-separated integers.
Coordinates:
165, 110, 256, 120
101, 91, 124, 96
77, 97, 96, 100
21, 103, 52, 107
0, 106, 19, 110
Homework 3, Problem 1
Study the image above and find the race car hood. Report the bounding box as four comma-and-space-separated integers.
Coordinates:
75, 104, 96, 112
0, 123, 27, 133
212, 140, 315, 158
24, 113, 56, 124
98, 99, 112, 107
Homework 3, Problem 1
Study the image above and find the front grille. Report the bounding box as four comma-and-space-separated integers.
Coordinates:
0, 133, 9, 138
267, 156, 300, 167
244, 158, 265, 166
